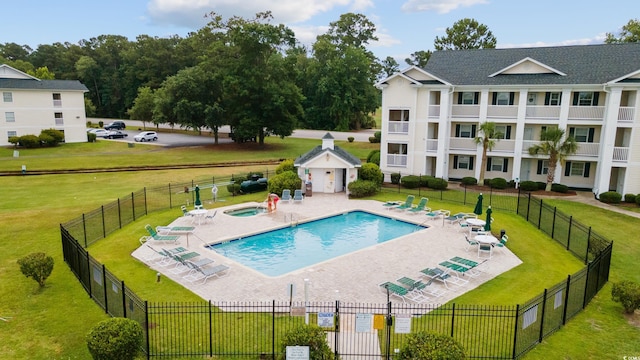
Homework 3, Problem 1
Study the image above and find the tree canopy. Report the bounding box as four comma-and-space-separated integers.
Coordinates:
434, 18, 497, 50
606, 18, 640, 43
527, 128, 578, 191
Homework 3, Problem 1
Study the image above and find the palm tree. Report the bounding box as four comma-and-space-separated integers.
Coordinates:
474, 122, 503, 184
527, 128, 578, 191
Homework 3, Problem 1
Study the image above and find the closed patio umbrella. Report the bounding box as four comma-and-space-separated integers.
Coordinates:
194, 185, 202, 207
473, 193, 483, 216
484, 206, 492, 231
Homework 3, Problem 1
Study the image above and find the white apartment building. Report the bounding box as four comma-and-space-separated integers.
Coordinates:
376, 43, 640, 196
1, 64, 88, 146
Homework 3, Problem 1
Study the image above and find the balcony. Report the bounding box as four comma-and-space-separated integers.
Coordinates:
388, 121, 409, 134
574, 142, 600, 157
487, 105, 518, 118
618, 107, 634, 123
53, 99, 62, 107
525, 106, 561, 120
567, 106, 604, 121
490, 140, 515, 153
451, 105, 480, 118
612, 147, 629, 162
387, 154, 407, 167
426, 139, 438, 152
428, 105, 440, 118
449, 137, 476, 151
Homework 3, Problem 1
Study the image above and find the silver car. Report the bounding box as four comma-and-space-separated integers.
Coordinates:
134, 131, 158, 142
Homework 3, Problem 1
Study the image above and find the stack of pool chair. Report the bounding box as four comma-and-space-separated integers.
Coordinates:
396, 276, 446, 298
419, 267, 469, 288
378, 281, 429, 303
439, 257, 485, 278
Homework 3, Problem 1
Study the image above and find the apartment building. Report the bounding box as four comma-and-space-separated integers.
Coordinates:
1, 64, 88, 146
376, 43, 640, 196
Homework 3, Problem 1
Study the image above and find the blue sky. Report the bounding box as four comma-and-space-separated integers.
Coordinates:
3, 0, 639, 66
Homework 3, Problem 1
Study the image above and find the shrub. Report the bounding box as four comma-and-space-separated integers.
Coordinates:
9, 136, 20, 147
636, 195, 640, 206
397, 331, 466, 360
278, 324, 335, 360
246, 172, 264, 180
348, 179, 378, 198
17, 252, 54, 287
483, 178, 492, 186
227, 183, 241, 195
461, 177, 477, 186
599, 191, 622, 204
98, 120, 104, 128
267, 171, 302, 196
86, 317, 143, 360
551, 183, 569, 193
18, 134, 41, 148
624, 193, 637, 203
400, 175, 420, 189
519, 180, 539, 192
275, 159, 295, 174
611, 280, 640, 314
369, 131, 381, 143
366, 150, 380, 166
419, 175, 435, 187
87, 120, 93, 127
490, 177, 508, 189
359, 163, 383, 184
347, 136, 354, 143
536, 181, 547, 190
428, 177, 448, 190
390, 173, 401, 184
87, 132, 97, 142
40, 128, 64, 145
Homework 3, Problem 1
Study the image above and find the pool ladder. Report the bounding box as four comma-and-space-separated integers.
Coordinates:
284, 212, 298, 226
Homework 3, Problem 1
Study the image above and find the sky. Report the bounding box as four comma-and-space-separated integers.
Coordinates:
2, 0, 639, 66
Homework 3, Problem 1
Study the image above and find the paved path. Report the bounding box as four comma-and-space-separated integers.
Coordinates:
539, 190, 640, 219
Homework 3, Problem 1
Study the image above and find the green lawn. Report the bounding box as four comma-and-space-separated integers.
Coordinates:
1, 140, 638, 359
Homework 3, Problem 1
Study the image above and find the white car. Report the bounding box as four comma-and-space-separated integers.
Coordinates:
92, 129, 111, 138
134, 131, 158, 142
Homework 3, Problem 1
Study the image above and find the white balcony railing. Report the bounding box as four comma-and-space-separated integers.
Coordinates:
575, 142, 600, 157
53, 100, 62, 107
428, 105, 440, 118
451, 105, 480, 118
426, 139, 438, 152
567, 106, 604, 120
487, 105, 518, 118
55, 118, 64, 126
612, 147, 629, 162
449, 137, 476, 151
618, 107, 634, 123
525, 106, 561, 119
522, 140, 541, 152
387, 154, 407, 167
490, 140, 515, 152
388, 121, 409, 134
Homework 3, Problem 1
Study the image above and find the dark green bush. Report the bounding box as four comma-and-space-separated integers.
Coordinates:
624, 194, 637, 203
348, 179, 379, 198
483, 178, 492, 186
428, 177, 448, 190
86, 318, 143, 360
275, 159, 295, 174
636, 195, 640, 206
419, 175, 435, 187
390, 173, 401, 184
88, 132, 97, 142
519, 180, 538, 192
40, 128, 64, 145
611, 280, 640, 314
18, 134, 41, 148
599, 191, 622, 204
401, 175, 420, 189
359, 163, 383, 184
366, 150, 380, 166
490, 177, 508, 189
551, 183, 569, 193
9, 136, 20, 146
98, 120, 104, 128
278, 324, 335, 360
227, 183, 241, 195
347, 136, 354, 143
461, 177, 477, 186
267, 171, 302, 197
369, 131, 381, 143
536, 181, 547, 190
17, 252, 54, 287
397, 331, 466, 360
246, 172, 264, 180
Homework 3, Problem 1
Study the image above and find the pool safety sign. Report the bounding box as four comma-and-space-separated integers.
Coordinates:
286, 346, 309, 359
317, 312, 334, 328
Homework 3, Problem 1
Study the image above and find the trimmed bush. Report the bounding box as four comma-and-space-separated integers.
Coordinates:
483, 178, 492, 186
397, 331, 466, 360
369, 131, 381, 143
551, 183, 569, 193
18, 134, 41, 148
98, 120, 104, 128
400, 175, 420, 189
226, 183, 241, 195
278, 324, 335, 360
599, 191, 622, 204
461, 177, 477, 186
246, 172, 264, 180
490, 177, 508, 190
347, 136, 354, 143
9, 136, 20, 146
636, 195, 640, 206
536, 181, 547, 190
366, 150, 380, 166
390, 173, 401, 185
359, 163, 383, 184
87, 132, 97, 142
267, 171, 302, 197
17, 252, 54, 287
419, 175, 435, 187
348, 179, 378, 198
519, 180, 538, 192
86, 317, 143, 360
624, 193, 637, 203
40, 128, 64, 145
611, 280, 640, 314
428, 177, 448, 190
275, 159, 295, 174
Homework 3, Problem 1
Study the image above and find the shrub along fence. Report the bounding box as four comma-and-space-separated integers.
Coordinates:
61, 178, 612, 359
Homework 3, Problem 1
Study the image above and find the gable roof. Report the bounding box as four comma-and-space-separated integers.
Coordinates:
294, 144, 362, 167
422, 43, 640, 86
0, 64, 88, 92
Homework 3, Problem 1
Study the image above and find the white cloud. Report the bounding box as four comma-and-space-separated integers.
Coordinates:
498, 34, 606, 49
401, 0, 488, 14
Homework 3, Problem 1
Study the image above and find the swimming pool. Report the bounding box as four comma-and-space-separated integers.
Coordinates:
224, 206, 267, 217
208, 210, 426, 276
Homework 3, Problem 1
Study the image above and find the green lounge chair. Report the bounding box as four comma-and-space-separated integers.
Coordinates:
394, 195, 415, 211
439, 260, 482, 278
397, 276, 446, 297
145, 224, 180, 243
408, 197, 429, 213
419, 267, 468, 288
379, 281, 428, 303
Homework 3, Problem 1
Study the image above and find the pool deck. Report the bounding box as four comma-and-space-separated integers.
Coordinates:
132, 193, 523, 304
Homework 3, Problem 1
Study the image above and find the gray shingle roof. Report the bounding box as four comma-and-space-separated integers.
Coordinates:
294, 145, 362, 167
423, 43, 640, 86
0, 78, 88, 91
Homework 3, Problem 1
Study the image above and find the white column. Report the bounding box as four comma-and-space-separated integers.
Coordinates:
435, 88, 452, 179
594, 88, 622, 195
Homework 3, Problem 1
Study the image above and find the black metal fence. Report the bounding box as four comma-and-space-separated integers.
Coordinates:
61, 179, 612, 359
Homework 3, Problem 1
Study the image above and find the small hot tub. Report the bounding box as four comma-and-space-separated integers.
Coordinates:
224, 206, 267, 217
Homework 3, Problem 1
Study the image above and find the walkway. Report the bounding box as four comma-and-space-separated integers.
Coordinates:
539, 190, 640, 219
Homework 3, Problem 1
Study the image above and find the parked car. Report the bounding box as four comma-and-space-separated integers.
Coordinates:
240, 175, 268, 193
134, 131, 158, 142
106, 130, 128, 139
104, 121, 126, 130
92, 129, 111, 138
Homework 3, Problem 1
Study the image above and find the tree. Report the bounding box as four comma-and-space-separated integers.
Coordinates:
527, 128, 578, 191
278, 324, 335, 360
474, 122, 503, 184
17, 252, 54, 287
434, 18, 497, 51
405, 50, 431, 67
379, 56, 400, 78
605, 19, 640, 43
0, 42, 32, 61
127, 86, 155, 129
86, 318, 143, 360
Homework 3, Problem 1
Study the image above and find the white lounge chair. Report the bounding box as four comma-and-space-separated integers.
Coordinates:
292, 189, 303, 203
184, 263, 230, 284
281, 189, 292, 203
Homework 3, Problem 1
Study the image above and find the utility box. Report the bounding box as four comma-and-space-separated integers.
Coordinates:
305, 182, 312, 197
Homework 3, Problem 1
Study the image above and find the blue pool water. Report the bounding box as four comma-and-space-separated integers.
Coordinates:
208, 210, 426, 277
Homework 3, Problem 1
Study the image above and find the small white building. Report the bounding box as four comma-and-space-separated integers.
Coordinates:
294, 133, 362, 196
0, 64, 89, 146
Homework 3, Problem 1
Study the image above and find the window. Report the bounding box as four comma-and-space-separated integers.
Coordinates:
494, 125, 511, 139
548, 92, 561, 106
456, 124, 476, 138
53, 93, 62, 106
7, 131, 17, 140
496, 92, 510, 105
537, 160, 549, 175
387, 143, 407, 155
3, 92, 12, 102
458, 92, 479, 105
5, 112, 15, 122
453, 155, 474, 170
573, 91, 599, 106
54, 112, 64, 125
569, 127, 594, 143
570, 162, 585, 176
389, 109, 409, 121
565, 161, 591, 177
487, 157, 509, 172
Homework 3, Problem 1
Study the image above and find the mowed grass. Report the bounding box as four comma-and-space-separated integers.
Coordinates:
0, 139, 638, 359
